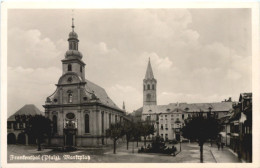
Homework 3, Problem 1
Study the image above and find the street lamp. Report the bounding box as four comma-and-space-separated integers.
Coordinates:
179, 124, 182, 152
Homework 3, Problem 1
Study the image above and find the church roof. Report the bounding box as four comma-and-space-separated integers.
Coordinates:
142, 102, 233, 114
145, 58, 154, 79
85, 79, 121, 111
8, 104, 43, 122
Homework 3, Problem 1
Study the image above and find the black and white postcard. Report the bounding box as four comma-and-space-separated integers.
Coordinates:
1, 1, 259, 168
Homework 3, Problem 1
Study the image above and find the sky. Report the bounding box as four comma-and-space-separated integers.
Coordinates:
7, 9, 252, 116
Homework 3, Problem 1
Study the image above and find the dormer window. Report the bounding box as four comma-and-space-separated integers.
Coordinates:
68, 64, 72, 71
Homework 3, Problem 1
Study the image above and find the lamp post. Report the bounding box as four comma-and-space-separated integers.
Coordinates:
208, 106, 213, 146
179, 124, 182, 152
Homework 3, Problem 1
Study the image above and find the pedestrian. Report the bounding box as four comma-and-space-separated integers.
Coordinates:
221, 142, 224, 150
172, 145, 176, 156
217, 142, 220, 150
141, 146, 144, 152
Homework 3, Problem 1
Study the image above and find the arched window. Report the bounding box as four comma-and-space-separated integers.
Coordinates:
143, 85, 145, 91
80, 66, 82, 72
69, 42, 72, 50
68, 64, 72, 71
147, 84, 150, 90
85, 114, 90, 133
152, 84, 155, 90
68, 94, 72, 103
53, 115, 57, 133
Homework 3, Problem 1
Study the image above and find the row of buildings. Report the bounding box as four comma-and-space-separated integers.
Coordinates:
7, 17, 252, 162
131, 58, 252, 162
219, 93, 252, 162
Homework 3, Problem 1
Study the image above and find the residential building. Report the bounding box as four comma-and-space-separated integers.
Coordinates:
7, 104, 43, 145
140, 59, 233, 141
221, 93, 252, 162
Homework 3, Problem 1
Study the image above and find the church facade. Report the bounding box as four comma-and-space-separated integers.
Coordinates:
43, 19, 125, 147
141, 59, 233, 141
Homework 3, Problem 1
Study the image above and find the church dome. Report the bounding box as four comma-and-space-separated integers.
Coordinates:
69, 31, 78, 39
65, 50, 82, 59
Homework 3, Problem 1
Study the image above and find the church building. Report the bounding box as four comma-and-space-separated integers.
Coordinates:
43, 19, 125, 147
141, 59, 233, 141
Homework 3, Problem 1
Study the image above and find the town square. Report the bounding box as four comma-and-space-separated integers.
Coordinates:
2, 4, 257, 167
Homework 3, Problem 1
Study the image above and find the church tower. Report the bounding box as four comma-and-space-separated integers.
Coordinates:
143, 58, 157, 105
62, 18, 86, 81
44, 18, 126, 147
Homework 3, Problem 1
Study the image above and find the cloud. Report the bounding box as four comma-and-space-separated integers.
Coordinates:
8, 28, 65, 68
107, 84, 142, 112
140, 52, 173, 71
8, 66, 62, 117
7, 9, 252, 114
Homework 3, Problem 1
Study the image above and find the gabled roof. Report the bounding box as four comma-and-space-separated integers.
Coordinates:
142, 102, 233, 114
85, 79, 122, 111
145, 58, 154, 79
8, 104, 43, 122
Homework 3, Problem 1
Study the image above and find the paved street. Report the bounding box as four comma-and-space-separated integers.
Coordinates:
7, 142, 241, 163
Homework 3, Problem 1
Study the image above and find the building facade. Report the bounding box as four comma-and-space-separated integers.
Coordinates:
141, 59, 233, 141
220, 93, 252, 162
7, 104, 43, 145
43, 19, 125, 147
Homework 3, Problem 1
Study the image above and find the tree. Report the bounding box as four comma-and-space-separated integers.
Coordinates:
106, 122, 124, 154
182, 114, 221, 163
132, 121, 142, 147
141, 121, 155, 148
122, 121, 134, 150
25, 115, 52, 151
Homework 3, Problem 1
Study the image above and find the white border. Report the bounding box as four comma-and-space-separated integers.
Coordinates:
1, 1, 259, 168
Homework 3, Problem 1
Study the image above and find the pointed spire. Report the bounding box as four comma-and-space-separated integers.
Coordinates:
145, 57, 154, 79
72, 18, 75, 32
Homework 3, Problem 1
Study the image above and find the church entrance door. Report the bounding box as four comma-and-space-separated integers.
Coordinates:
66, 133, 73, 146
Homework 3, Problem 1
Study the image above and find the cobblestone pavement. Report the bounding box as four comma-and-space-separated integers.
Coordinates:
7, 142, 240, 163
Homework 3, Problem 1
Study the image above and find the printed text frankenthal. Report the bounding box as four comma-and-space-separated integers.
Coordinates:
9, 155, 90, 161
